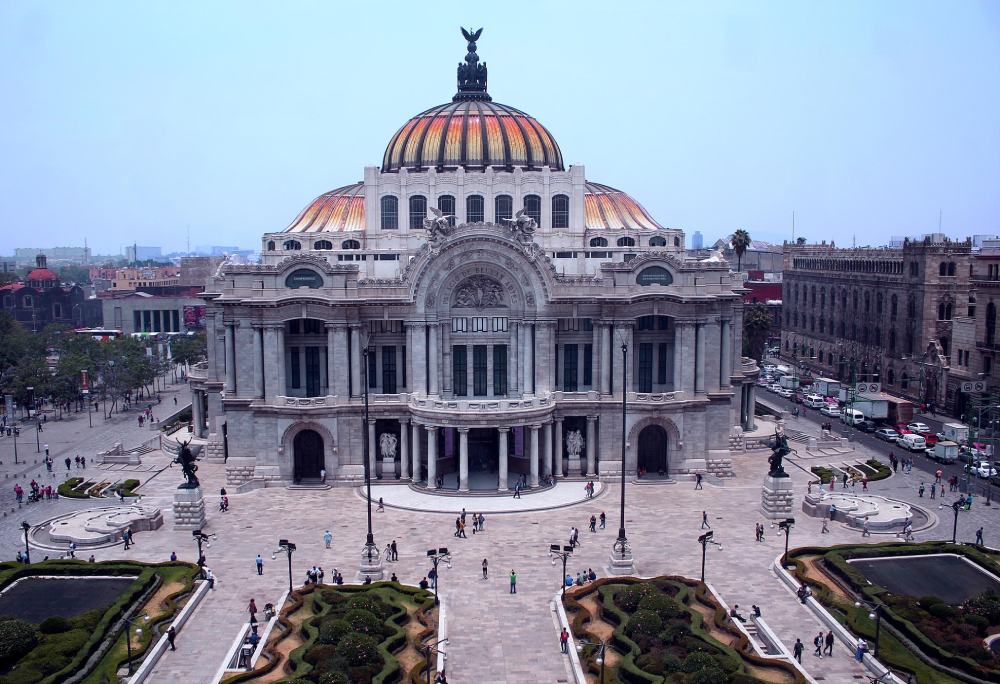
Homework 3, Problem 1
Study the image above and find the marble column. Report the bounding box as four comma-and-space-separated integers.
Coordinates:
497, 427, 509, 491
192, 391, 204, 437
695, 321, 706, 393
367, 419, 377, 477
512, 322, 522, 395
591, 322, 602, 392
409, 323, 427, 396
522, 323, 534, 394
600, 323, 612, 394
719, 318, 731, 388
586, 415, 598, 477
263, 327, 276, 401
411, 422, 422, 483
529, 424, 540, 487
400, 418, 410, 480
252, 326, 263, 398
748, 384, 757, 430
428, 323, 440, 395
206, 314, 218, 382
554, 418, 564, 477
275, 326, 286, 398
674, 323, 685, 393
224, 323, 236, 393
535, 322, 555, 395
332, 325, 349, 398
326, 325, 336, 395
426, 426, 438, 489
458, 427, 469, 491
543, 422, 553, 477
350, 325, 362, 397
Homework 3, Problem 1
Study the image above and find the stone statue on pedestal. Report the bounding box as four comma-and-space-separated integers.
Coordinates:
565, 430, 584, 458
379, 433, 398, 460
766, 429, 790, 478
174, 438, 200, 488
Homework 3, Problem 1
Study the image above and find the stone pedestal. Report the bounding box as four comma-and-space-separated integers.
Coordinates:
760, 475, 795, 519
358, 546, 385, 582
173, 486, 206, 530
567, 456, 582, 477
607, 541, 636, 576
381, 457, 396, 480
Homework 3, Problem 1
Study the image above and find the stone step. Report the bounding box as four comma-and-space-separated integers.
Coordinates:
286, 483, 332, 490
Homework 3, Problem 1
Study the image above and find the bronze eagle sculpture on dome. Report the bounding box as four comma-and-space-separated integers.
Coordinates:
457, 27, 488, 95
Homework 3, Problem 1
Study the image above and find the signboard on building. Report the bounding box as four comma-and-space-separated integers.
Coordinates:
285, 269, 324, 289
183, 305, 206, 330
962, 381, 987, 393
854, 383, 880, 394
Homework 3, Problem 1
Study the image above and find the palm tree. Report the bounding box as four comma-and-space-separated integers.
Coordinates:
731, 229, 751, 272
742, 303, 774, 362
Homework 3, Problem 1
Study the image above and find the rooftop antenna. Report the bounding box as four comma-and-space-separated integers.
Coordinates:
938, 209, 942, 233
791, 210, 795, 243
186, 225, 190, 254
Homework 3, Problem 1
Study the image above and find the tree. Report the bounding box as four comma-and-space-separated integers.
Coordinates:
170, 333, 207, 368
742, 303, 773, 362
730, 229, 751, 272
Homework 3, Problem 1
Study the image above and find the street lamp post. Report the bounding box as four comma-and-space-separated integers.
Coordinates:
359, 333, 382, 579
697, 531, 723, 583
272, 539, 296, 593
82, 370, 92, 428
122, 614, 149, 674
12, 423, 18, 464
774, 518, 795, 568
192, 529, 213, 565
21, 521, 30, 563
950, 500, 962, 543
419, 638, 448, 684
426, 548, 451, 605
549, 544, 574, 596
576, 638, 607, 684
27, 386, 40, 453
854, 600, 883, 658
610, 338, 635, 574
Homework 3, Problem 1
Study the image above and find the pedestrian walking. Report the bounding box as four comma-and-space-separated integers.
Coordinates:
855, 637, 867, 661
861, 519, 871, 537
701, 511, 710, 529
813, 632, 824, 658
509, 569, 517, 594
976, 527, 985, 546
599, 511, 606, 529
560, 628, 569, 654
695, 472, 703, 489
824, 630, 834, 656
589, 515, 597, 532
324, 530, 332, 548
930, 482, 936, 499
320, 467, 326, 483
248, 598, 257, 619
482, 558, 488, 579
167, 626, 177, 651
64, 457, 71, 471
793, 638, 804, 663
256, 554, 264, 575
377, 497, 385, 512
918, 482, 925, 497
390, 540, 398, 561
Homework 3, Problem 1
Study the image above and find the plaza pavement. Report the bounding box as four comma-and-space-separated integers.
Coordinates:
4, 393, 987, 683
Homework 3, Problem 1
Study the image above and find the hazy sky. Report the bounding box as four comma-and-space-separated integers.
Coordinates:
1, 1, 998, 255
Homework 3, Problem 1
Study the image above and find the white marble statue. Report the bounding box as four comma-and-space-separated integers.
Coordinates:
565, 429, 584, 457
379, 432, 398, 459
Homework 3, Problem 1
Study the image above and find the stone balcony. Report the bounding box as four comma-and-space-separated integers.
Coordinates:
187, 361, 208, 381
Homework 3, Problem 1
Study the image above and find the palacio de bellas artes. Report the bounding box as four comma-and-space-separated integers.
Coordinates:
193, 31, 757, 502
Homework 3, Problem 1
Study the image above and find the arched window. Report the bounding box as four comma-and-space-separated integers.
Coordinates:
551, 194, 569, 228
23, 295, 33, 308
887, 369, 895, 385
314, 240, 333, 250
901, 372, 909, 390
266, 241, 275, 251
891, 294, 898, 318
437, 195, 456, 226
938, 303, 946, 320
283, 239, 301, 251
589, 237, 608, 247
673, 236, 681, 247
523, 194, 541, 225
341, 239, 360, 250
907, 297, 916, 318
969, 294, 977, 318
648, 235, 667, 247
636, 266, 673, 286
408, 195, 427, 230
52, 303, 62, 318
939, 262, 947, 276
380, 195, 398, 230
466, 195, 484, 223
495, 194, 513, 221
864, 292, 870, 313
948, 262, 956, 276
876, 293, 883, 315
987, 302, 997, 345
617, 237, 636, 247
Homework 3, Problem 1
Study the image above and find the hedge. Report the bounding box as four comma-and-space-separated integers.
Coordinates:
57, 477, 87, 498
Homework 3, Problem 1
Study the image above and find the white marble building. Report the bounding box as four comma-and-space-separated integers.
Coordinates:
191, 34, 758, 491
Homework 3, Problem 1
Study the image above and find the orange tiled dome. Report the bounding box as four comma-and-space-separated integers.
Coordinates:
381, 100, 563, 173
284, 183, 365, 233
584, 182, 663, 231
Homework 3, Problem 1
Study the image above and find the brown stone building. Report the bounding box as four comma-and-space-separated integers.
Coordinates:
781, 237, 974, 413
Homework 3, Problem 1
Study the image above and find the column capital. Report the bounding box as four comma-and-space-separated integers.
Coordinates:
586, 415, 599, 423
456, 426, 470, 434
530, 424, 541, 431
496, 426, 511, 433
324, 322, 348, 330
368, 418, 377, 426
554, 417, 564, 425
424, 424, 437, 432
262, 322, 283, 330
399, 417, 410, 425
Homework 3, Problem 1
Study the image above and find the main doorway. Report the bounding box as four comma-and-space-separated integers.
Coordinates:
293, 429, 324, 481
468, 428, 499, 490
637, 424, 668, 477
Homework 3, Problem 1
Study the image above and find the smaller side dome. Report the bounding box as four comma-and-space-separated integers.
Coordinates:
583, 182, 663, 231
284, 183, 365, 233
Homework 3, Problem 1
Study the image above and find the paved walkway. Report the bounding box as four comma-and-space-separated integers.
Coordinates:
366, 480, 602, 514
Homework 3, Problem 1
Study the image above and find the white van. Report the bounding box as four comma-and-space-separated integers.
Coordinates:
803, 394, 826, 409
899, 433, 927, 452
841, 408, 865, 426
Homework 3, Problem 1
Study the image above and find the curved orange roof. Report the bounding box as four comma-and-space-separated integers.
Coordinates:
26, 268, 58, 282
382, 100, 563, 173
583, 182, 663, 231
284, 183, 365, 234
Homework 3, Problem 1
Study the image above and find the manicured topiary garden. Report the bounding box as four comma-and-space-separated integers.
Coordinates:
788, 541, 1000, 683
563, 575, 805, 683
223, 582, 436, 684
0, 560, 200, 683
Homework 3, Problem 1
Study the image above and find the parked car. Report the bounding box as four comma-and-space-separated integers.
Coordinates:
968, 461, 998, 479
906, 422, 931, 434
820, 404, 841, 418
898, 433, 927, 452
919, 432, 939, 447
875, 427, 900, 442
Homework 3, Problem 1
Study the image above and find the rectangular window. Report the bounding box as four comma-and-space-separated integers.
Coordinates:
563, 343, 579, 391
493, 345, 507, 395
472, 317, 489, 332
452, 317, 468, 333
305, 347, 321, 397
142, 310, 151, 331
492, 317, 508, 332
367, 350, 377, 389
637, 343, 653, 392
453, 346, 467, 396
133, 310, 141, 332
466, 195, 485, 223
381, 346, 397, 393
473, 345, 488, 396
657, 343, 668, 384
583, 344, 593, 386
290, 347, 301, 389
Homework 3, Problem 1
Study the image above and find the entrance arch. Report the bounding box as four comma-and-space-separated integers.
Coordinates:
293, 429, 324, 481
637, 424, 668, 476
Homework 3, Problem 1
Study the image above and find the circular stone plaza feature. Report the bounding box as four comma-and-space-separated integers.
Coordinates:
195, 28, 758, 494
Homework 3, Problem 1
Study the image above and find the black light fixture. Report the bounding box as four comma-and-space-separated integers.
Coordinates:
272, 539, 297, 593
549, 544, 574, 596
360, 330, 379, 569
426, 547, 451, 605
697, 531, 722, 583
775, 518, 795, 567
20, 521, 30, 563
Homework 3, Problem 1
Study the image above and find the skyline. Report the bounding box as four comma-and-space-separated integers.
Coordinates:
1, 1, 998, 255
